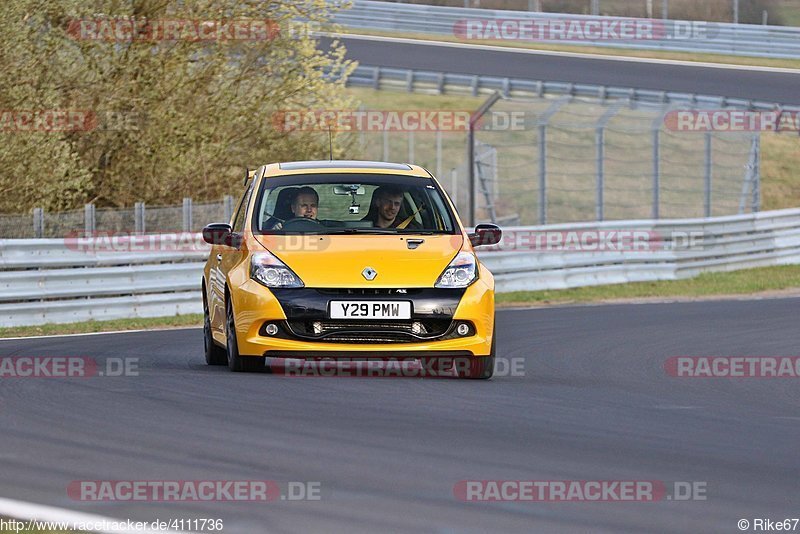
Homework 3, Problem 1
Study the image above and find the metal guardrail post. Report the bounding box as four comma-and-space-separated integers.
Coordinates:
223, 195, 234, 222
591, 0, 600, 16
704, 134, 713, 218
84, 204, 95, 235
33, 208, 43, 238
182, 197, 192, 232
135, 202, 146, 234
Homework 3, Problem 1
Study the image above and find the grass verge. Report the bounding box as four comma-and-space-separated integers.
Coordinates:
0, 314, 203, 339
336, 29, 800, 70
496, 264, 800, 306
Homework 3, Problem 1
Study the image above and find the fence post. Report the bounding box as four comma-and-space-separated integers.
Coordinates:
436, 130, 443, 179
704, 133, 713, 217
595, 127, 605, 221
753, 134, 761, 212
451, 168, 458, 213
594, 102, 622, 222
223, 195, 234, 222
135, 202, 146, 234
469, 92, 502, 226
539, 125, 547, 225
182, 197, 192, 232
84, 204, 95, 235
33, 208, 44, 238
652, 129, 660, 219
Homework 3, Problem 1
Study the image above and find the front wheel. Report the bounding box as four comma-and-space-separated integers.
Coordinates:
225, 294, 265, 373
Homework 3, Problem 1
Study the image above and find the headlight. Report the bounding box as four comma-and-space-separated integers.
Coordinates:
435, 251, 478, 288
250, 251, 304, 288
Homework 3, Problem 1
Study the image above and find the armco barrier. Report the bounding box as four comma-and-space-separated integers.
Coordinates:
333, 0, 800, 59
2, 208, 800, 327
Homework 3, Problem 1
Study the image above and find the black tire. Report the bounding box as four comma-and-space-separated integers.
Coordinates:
455, 334, 496, 380
225, 292, 265, 373
203, 287, 228, 366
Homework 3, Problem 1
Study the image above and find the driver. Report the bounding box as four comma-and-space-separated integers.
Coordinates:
290, 187, 318, 220
271, 187, 318, 230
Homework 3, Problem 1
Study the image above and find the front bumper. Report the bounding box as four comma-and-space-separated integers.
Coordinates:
230, 274, 495, 358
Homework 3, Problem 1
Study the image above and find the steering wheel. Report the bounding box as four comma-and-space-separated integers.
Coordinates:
281, 217, 323, 231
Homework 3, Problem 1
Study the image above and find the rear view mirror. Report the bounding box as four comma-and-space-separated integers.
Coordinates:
333, 185, 365, 195
469, 224, 502, 247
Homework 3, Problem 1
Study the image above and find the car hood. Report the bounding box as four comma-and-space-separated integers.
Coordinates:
253, 234, 465, 288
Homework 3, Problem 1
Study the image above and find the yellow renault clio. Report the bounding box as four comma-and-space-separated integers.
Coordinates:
201, 161, 501, 378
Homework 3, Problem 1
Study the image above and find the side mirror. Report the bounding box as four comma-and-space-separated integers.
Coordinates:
202, 223, 233, 246
469, 224, 502, 247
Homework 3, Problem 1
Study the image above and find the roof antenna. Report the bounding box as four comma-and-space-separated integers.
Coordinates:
328, 126, 333, 161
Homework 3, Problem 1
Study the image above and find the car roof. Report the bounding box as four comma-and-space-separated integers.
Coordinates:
262, 160, 432, 178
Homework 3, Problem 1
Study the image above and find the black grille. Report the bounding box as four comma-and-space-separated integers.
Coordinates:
285, 319, 452, 344
316, 288, 423, 296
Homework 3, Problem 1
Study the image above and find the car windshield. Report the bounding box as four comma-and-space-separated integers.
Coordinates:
252, 173, 458, 235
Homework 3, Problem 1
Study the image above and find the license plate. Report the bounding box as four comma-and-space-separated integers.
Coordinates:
329, 300, 412, 320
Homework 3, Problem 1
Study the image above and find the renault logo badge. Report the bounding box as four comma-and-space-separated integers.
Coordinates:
362, 267, 377, 281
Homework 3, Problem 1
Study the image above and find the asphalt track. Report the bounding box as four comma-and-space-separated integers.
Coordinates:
1, 298, 799, 533
325, 35, 800, 106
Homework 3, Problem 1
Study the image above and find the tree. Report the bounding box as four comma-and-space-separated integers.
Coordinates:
0, 0, 356, 212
